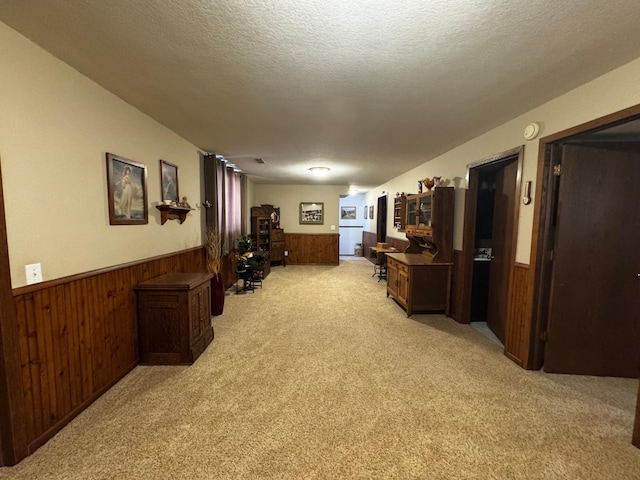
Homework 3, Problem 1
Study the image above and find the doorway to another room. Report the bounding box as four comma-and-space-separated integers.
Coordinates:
338, 192, 366, 257
461, 147, 523, 347
531, 115, 640, 378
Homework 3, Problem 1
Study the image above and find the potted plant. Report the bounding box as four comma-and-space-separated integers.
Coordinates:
236, 236, 265, 281
204, 228, 225, 315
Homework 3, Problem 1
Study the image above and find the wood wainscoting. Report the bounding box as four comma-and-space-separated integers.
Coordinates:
362, 231, 377, 263
11, 247, 207, 458
504, 263, 531, 367
284, 233, 339, 265
362, 232, 408, 263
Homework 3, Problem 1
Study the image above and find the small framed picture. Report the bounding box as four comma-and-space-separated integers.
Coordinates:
369, 205, 374, 219
300, 202, 324, 225
160, 160, 179, 203
364, 205, 368, 219
340, 206, 356, 220
106, 153, 148, 225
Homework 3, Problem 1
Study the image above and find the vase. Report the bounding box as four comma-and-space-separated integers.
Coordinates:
211, 273, 225, 316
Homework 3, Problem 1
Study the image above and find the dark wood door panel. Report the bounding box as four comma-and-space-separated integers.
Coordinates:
544, 143, 640, 377
487, 160, 518, 343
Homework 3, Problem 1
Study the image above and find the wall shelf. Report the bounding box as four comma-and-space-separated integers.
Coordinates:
155, 205, 194, 225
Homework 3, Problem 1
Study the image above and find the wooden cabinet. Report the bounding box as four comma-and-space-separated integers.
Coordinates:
386, 187, 455, 316
252, 215, 271, 251
270, 227, 285, 266
386, 254, 452, 316
405, 187, 455, 263
135, 272, 213, 365
251, 204, 286, 266
393, 194, 408, 231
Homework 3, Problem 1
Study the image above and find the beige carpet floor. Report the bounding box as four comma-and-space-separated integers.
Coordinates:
1, 258, 638, 479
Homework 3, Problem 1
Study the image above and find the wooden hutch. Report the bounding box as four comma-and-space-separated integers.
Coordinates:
386, 187, 455, 316
250, 204, 285, 267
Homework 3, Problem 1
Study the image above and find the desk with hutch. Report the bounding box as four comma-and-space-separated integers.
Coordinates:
386, 187, 455, 316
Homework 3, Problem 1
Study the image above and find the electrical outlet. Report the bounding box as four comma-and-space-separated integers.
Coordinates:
25, 263, 43, 285
284, 250, 289, 256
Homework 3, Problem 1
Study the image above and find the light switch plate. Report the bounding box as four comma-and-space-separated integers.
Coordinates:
25, 263, 43, 285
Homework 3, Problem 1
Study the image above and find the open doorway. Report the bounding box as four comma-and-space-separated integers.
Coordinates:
530, 115, 640, 377
460, 147, 523, 346
376, 194, 387, 243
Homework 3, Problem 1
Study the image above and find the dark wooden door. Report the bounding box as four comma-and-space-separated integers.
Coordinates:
544, 143, 640, 377
377, 195, 387, 242
486, 160, 518, 343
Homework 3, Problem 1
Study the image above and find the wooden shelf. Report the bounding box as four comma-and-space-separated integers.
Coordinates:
155, 205, 194, 225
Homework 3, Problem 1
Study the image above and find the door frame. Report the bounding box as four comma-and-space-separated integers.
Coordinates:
527, 105, 640, 369
0, 158, 28, 465
459, 146, 524, 328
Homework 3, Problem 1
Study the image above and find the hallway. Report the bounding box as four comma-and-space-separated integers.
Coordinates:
0, 259, 637, 479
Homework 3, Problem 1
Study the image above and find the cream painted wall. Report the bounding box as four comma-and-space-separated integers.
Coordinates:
245, 178, 256, 233
0, 23, 203, 287
370, 56, 640, 264
253, 184, 349, 233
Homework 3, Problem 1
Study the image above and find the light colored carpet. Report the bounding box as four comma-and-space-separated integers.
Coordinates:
1, 258, 638, 479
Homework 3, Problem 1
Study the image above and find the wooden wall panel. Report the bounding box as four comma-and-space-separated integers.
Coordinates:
384, 237, 409, 253
11, 247, 207, 457
362, 231, 377, 263
449, 250, 463, 321
504, 263, 530, 367
284, 233, 339, 265
362, 233, 409, 264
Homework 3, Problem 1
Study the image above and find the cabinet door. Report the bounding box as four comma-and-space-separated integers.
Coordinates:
387, 259, 399, 297
271, 242, 284, 262
397, 267, 409, 305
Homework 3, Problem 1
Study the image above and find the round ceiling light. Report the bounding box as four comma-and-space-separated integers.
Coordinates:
309, 166, 330, 176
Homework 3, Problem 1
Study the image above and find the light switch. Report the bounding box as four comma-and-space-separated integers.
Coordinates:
26, 263, 43, 285
330, 225, 336, 230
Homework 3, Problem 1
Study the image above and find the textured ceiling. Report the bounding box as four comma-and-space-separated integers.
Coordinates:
2, 0, 640, 189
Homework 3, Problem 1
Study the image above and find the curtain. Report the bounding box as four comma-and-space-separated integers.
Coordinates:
203, 154, 245, 255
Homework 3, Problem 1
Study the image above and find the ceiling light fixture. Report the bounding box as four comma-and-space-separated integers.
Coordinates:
309, 166, 330, 176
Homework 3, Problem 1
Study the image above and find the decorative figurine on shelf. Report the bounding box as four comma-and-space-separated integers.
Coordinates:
422, 177, 435, 192
179, 196, 191, 208
418, 181, 423, 193
433, 176, 442, 187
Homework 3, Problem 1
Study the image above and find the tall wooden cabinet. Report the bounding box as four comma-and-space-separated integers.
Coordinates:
405, 187, 455, 262
251, 204, 285, 266
387, 187, 455, 316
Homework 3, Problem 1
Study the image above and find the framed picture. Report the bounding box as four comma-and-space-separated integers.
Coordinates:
160, 160, 179, 203
299, 202, 324, 225
341, 206, 356, 220
369, 205, 374, 219
364, 205, 368, 219
106, 153, 148, 225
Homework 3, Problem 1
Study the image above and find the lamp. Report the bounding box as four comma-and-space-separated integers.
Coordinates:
309, 166, 330, 176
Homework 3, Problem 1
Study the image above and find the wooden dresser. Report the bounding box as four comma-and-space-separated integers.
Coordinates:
386, 253, 453, 316
135, 272, 213, 365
